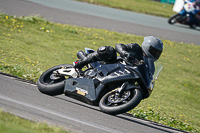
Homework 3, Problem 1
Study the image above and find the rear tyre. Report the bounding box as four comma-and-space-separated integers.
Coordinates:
99, 89, 143, 115
37, 64, 73, 96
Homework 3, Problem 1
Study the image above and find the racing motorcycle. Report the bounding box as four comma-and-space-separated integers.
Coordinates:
168, 0, 200, 28
37, 48, 162, 115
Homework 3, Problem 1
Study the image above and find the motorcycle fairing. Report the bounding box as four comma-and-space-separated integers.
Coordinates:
64, 63, 140, 105
64, 78, 103, 105
126, 64, 153, 98
95, 64, 139, 84
179, 9, 187, 16
64, 61, 154, 105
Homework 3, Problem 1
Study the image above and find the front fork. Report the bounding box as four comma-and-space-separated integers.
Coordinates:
117, 82, 140, 98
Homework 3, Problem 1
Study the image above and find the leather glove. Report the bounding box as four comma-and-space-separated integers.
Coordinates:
74, 58, 88, 69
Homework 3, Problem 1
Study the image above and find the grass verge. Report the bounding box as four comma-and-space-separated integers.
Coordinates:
0, 14, 199, 132
0, 110, 68, 133
76, 0, 175, 18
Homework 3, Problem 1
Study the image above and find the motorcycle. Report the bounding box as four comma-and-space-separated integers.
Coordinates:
168, 0, 200, 28
37, 48, 163, 115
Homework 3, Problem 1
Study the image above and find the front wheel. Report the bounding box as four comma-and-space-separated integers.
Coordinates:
168, 13, 182, 24
37, 64, 74, 96
99, 89, 143, 115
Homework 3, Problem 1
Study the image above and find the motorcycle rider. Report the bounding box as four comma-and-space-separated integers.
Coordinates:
184, 0, 200, 27
74, 36, 163, 77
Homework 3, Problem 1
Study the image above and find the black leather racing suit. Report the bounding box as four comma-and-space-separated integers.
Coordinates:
115, 43, 144, 63
74, 43, 144, 69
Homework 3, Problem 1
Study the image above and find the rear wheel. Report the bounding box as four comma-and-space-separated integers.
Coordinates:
99, 88, 143, 115
37, 64, 74, 96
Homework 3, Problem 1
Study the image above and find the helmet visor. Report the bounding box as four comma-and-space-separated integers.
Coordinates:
148, 45, 162, 59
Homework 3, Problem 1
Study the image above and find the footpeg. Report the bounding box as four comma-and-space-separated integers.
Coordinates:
58, 68, 78, 78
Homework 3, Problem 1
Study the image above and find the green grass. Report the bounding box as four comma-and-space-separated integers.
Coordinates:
0, 14, 199, 132
0, 110, 68, 133
76, 0, 175, 18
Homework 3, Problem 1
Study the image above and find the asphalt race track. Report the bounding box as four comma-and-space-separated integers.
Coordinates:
0, 0, 195, 132
0, 0, 200, 45
0, 74, 183, 133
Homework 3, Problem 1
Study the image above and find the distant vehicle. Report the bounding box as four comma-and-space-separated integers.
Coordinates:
37, 48, 163, 115
169, 0, 200, 28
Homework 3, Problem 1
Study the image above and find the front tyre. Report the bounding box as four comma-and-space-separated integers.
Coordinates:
99, 89, 143, 115
37, 64, 73, 96
168, 13, 182, 24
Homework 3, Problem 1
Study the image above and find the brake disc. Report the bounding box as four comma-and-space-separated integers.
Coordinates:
108, 91, 131, 104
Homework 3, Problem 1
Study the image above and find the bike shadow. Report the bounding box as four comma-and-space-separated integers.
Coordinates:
54, 95, 100, 111
175, 24, 200, 31
54, 95, 184, 133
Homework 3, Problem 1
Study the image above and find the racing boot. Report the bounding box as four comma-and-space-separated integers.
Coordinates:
74, 46, 117, 69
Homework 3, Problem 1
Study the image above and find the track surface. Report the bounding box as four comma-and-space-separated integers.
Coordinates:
0, 0, 200, 45
0, 74, 183, 133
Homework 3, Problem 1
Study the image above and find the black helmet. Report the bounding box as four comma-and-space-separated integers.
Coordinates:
142, 36, 163, 61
